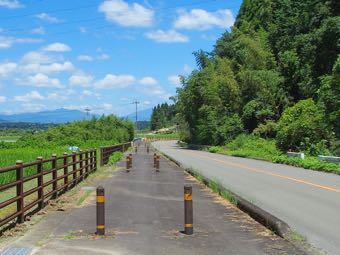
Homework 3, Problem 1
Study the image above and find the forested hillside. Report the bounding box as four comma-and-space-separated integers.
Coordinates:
174, 0, 339, 155
150, 103, 176, 130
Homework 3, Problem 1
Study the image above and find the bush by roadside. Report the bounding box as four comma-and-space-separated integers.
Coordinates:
206, 134, 340, 173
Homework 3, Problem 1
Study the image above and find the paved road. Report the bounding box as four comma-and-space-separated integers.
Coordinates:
1, 145, 304, 255
154, 140, 340, 255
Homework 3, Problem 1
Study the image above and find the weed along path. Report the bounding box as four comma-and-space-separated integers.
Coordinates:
1, 144, 305, 255
153, 140, 340, 255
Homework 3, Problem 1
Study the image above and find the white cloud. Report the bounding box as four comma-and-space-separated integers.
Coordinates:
145, 30, 189, 43
47, 91, 68, 101
143, 100, 150, 105
0, 36, 42, 49
35, 13, 60, 23
79, 27, 87, 33
139, 76, 158, 85
174, 9, 234, 30
95, 74, 136, 89
14, 91, 44, 102
21, 51, 59, 64
42, 43, 71, 52
0, 0, 23, 9
97, 53, 110, 60
101, 103, 113, 111
77, 55, 93, 62
138, 76, 170, 99
21, 61, 74, 74
31, 26, 45, 35
168, 75, 181, 86
81, 90, 93, 97
20, 102, 46, 112
18, 73, 63, 88
69, 74, 94, 87
98, 0, 154, 27
0, 62, 17, 77
0, 96, 6, 103
183, 64, 192, 74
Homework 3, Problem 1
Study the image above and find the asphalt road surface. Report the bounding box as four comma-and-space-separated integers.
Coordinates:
1, 145, 304, 255
153, 140, 340, 255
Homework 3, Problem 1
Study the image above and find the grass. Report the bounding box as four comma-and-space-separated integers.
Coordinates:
108, 151, 124, 166
138, 133, 179, 140
0, 149, 124, 231
206, 134, 340, 173
0, 136, 21, 142
186, 167, 238, 206
289, 231, 306, 242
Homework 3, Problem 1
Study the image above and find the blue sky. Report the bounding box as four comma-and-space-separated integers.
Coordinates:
0, 0, 242, 116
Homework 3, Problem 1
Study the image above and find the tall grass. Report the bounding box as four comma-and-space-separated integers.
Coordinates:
207, 134, 340, 173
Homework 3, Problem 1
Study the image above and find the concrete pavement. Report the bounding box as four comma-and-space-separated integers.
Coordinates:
1, 144, 305, 255
153, 140, 340, 255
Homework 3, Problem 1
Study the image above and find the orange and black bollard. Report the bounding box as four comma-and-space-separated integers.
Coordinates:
184, 186, 193, 235
126, 155, 130, 172
96, 186, 105, 235
156, 155, 160, 172
153, 153, 157, 168
129, 154, 132, 168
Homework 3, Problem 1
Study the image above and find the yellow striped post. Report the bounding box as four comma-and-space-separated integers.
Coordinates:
96, 186, 105, 235
184, 186, 193, 235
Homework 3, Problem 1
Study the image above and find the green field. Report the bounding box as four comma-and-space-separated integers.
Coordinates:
137, 132, 179, 140
0, 136, 21, 142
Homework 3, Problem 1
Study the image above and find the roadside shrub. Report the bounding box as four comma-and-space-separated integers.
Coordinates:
276, 99, 332, 155
208, 146, 220, 153
215, 114, 244, 145
253, 120, 278, 138
272, 155, 340, 173
108, 151, 123, 166
225, 134, 281, 161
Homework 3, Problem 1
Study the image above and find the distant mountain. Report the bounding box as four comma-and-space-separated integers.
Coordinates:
0, 108, 88, 124
124, 108, 152, 121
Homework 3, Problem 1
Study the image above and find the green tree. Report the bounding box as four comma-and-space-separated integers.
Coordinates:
276, 99, 331, 154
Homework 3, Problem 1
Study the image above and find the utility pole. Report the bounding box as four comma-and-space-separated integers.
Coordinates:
131, 100, 140, 131
85, 107, 91, 119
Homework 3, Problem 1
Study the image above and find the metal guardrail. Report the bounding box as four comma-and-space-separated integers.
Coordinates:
100, 143, 131, 166
318, 155, 340, 164
0, 149, 97, 230
286, 152, 305, 159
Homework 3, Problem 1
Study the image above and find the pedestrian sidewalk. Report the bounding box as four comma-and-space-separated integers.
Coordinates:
1, 144, 305, 255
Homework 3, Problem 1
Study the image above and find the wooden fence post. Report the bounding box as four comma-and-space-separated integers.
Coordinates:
94, 149, 97, 171
99, 147, 103, 166
79, 150, 84, 180
72, 152, 77, 185
37, 156, 44, 210
62, 153, 68, 193
52, 154, 58, 199
16, 160, 24, 224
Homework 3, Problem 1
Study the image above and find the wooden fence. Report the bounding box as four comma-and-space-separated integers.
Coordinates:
0, 149, 96, 230
100, 142, 131, 166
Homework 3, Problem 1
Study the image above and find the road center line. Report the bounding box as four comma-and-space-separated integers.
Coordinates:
176, 148, 340, 193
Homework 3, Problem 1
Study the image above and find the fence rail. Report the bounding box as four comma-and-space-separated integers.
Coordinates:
0, 149, 97, 230
100, 142, 131, 166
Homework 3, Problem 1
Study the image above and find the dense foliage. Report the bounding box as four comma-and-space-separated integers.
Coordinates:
174, 0, 339, 155
150, 103, 176, 131
11, 115, 134, 149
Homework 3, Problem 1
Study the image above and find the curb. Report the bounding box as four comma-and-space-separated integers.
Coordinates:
160, 151, 291, 238
151, 143, 314, 255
